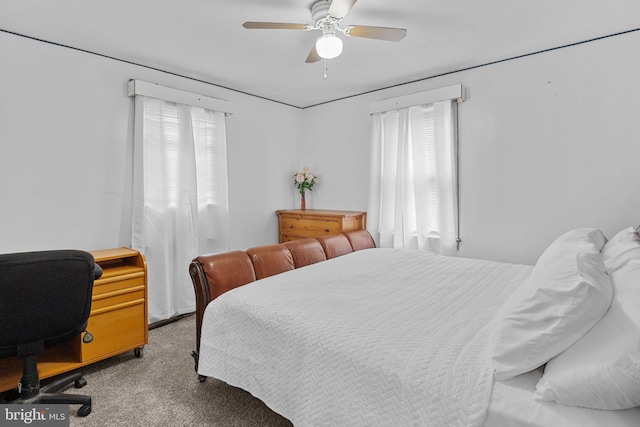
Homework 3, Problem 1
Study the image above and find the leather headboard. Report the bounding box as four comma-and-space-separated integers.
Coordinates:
196, 251, 256, 301
315, 233, 354, 259
246, 244, 295, 280
344, 229, 376, 251
284, 238, 327, 268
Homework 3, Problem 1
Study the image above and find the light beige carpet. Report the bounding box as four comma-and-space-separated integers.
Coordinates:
63, 314, 292, 426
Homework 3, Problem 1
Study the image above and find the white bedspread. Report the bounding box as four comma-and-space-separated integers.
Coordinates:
198, 248, 532, 426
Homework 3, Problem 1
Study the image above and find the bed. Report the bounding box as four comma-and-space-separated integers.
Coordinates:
189, 228, 640, 426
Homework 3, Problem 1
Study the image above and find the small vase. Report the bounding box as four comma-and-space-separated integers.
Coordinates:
300, 192, 306, 210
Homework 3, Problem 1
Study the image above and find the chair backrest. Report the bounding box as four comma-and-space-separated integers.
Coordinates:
0, 250, 99, 358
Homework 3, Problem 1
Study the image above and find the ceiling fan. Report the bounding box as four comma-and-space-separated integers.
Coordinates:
242, 0, 407, 63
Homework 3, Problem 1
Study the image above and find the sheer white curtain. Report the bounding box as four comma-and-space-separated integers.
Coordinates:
367, 100, 458, 255
132, 96, 230, 323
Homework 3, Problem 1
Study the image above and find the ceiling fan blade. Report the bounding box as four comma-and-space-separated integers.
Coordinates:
305, 44, 321, 63
243, 22, 309, 30
328, 0, 358, 19
345, 25, 407, 42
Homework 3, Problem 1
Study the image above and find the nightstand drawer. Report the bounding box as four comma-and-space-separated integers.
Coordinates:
91, 286, 145, 311
83, 301, 146, 361
93, 273, 145, 296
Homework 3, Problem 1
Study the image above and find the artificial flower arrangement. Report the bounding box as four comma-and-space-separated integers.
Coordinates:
294, 167, 318, 194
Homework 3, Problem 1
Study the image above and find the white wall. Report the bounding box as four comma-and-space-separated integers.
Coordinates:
302, 31, 640, 265
3, 30, 639, 266
0, 33, 302, 254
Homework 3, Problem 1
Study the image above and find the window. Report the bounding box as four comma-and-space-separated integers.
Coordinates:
367, 98, 459, 255
130, 84, 230, 323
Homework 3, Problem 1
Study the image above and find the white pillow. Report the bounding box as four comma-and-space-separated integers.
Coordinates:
534, 227, 640, 409
491, 228, 613, 381
533, 227, 607, 271
602, 226, 640, 272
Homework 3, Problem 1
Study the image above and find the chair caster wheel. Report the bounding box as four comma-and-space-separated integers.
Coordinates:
74, 378, 87, 388
77, 404, 91, 417
198, 375, 207, 382
134, 347, 143, 358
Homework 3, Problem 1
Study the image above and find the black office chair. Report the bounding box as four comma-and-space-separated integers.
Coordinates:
0, 250, 102, 417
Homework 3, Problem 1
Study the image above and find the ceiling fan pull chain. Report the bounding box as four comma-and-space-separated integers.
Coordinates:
324, 58, 328, 78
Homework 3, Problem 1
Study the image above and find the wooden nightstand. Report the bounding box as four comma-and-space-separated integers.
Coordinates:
0, 247, 148, 393
276, 209, 367, 243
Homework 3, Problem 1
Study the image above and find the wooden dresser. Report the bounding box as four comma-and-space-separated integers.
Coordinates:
0, 247, 148, 393
276, 209, 367, 243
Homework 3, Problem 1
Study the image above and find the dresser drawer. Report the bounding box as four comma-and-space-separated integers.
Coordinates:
281, 217, 341, 233
277, 209, 367, 243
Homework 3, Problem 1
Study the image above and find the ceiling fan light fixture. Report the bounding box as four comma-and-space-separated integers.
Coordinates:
315, 34, 343, 59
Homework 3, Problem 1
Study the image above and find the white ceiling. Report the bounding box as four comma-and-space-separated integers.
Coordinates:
2, 0, 639, 108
